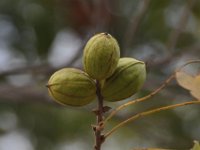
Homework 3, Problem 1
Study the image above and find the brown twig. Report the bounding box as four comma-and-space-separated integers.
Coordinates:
0, 84, 52, 104
122, 0, 151, 55
148, 0, 197, 69
103, 59, 200, 125
94, 80, 105, 150
104, 100, 200, 138
133, 148, 171, 150
167, 0, 197, 50
0, 44, 83, 78
103, 73, 175, 125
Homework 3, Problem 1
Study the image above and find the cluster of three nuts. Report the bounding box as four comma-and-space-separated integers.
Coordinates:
47, 33, 146, 106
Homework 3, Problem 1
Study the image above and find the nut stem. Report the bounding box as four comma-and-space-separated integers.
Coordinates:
94, 80, 105, 150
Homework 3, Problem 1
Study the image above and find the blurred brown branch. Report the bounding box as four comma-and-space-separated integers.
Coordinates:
167, 0, 197, 50
0, 46, 82, 78
0, 84, 51, 104
122, 0, 151, 55
147, 0, 197, 69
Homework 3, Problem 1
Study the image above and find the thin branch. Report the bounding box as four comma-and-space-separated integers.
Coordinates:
0, 84, 52, 104
145, 0, 197, 72
0, 45, 83, 78
103, 73, 175, 125
104, 100, 200, 138
103, 60, 200, 125
167, 0, 197, 50
148, 43, 200, 68
0, 64, 52, 77
122, 0, 151, 55
132, 148, 172, 150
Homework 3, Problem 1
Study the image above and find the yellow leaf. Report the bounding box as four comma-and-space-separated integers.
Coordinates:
191, 141, 200, 150
176, 71, 195, 90
190, 75, 200, 100
190, 90, 200, 100
176, 71, 200, 100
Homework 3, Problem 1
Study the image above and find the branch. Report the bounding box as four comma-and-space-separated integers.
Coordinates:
0, 45, 83, 78
0, 84, 52, 104
103, 60, 200, 125
147, 42, 200, 69
147, 0, 197, 69
167, 0, 197, 50
103, 72, 175, 125
122, 0, 151, 55
104, 100, 200, 138
94, 80, 105, 150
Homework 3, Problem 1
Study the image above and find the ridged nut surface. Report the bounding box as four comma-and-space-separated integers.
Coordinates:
47, 68, 96, 106
102, 57, 146, 102
83, 33, 120, 80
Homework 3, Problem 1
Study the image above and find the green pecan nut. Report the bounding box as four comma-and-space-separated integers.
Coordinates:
83, 33, 120, 80
47, 68, 96, 106
102, 57, 146, 102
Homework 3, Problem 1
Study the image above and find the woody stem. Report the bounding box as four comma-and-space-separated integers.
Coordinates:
94, 80, 105, 150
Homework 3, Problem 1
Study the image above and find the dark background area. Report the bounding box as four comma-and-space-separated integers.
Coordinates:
0, 0, 200, 149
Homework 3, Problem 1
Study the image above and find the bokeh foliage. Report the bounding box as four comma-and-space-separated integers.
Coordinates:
0, 0, 200, 149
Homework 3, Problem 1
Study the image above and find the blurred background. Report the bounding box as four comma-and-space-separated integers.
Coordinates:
0, 0, 200, 149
